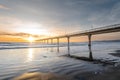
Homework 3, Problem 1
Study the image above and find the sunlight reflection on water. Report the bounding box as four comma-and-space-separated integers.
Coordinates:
27, 48, 34, 62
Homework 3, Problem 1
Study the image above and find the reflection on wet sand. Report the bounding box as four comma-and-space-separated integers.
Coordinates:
27, 48, 34, 62
50, 47, 53, 52
14, 72, 71, 80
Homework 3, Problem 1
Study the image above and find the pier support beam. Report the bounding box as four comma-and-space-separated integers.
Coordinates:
44, 40, 46, 44
57, 38, 59, 52
51, 39, 53, 52
88, 34, 93, 60
47, 40, 48, 44
45, 40, 47, 44
46, 39, 49, 51
40, 40, 42, 44
51, 39, 53, 44
67, 37, 70, 56
43, 40, 45, 44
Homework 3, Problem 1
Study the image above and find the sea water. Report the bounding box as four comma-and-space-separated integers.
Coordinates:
0, 40, 120, 80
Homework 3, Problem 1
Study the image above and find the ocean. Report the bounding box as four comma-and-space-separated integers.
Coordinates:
0, 40, 120, 80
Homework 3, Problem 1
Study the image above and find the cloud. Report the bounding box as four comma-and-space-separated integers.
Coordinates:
109, 2, 120, 21
0, 0, 120, 34
0, 4, 10, 10
0, 16, 25, 32
0, 32, 45, 39
14, 33, 45, 38
86, 1, 120, 28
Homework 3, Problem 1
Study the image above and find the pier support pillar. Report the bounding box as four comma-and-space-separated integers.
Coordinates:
88, 34, 93, 60
51, 39, 53, 52
43, 40, 45, 44
47, 40, 48, 44
46, 39, 49, 51
51, 39, 53, 44
67, 37, 70, 56
44, 40, 45, 43
40, 40, 42, 44
45, 40, 47, 44
57, 38, 59, 52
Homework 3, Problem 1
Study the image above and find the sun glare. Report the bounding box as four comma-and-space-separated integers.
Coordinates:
16, 23, 50, 35
28, 36, 35, 42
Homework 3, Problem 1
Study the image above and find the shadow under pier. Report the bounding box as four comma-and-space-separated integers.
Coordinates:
63, 55, 117, 66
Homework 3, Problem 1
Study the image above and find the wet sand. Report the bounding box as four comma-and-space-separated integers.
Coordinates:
109, 50, 120, 57
13, 56, 120, 80
13, 50, 120, 80
13, 64, 120, 80
88, 64, 120, 80
14, 72, 73, 80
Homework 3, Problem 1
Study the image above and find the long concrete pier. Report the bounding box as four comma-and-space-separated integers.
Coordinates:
37, 24, 120, 60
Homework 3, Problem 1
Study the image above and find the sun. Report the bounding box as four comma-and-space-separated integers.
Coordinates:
28, 36, 35, 42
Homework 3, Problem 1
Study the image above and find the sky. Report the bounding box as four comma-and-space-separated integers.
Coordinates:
0, 0, 120, 42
